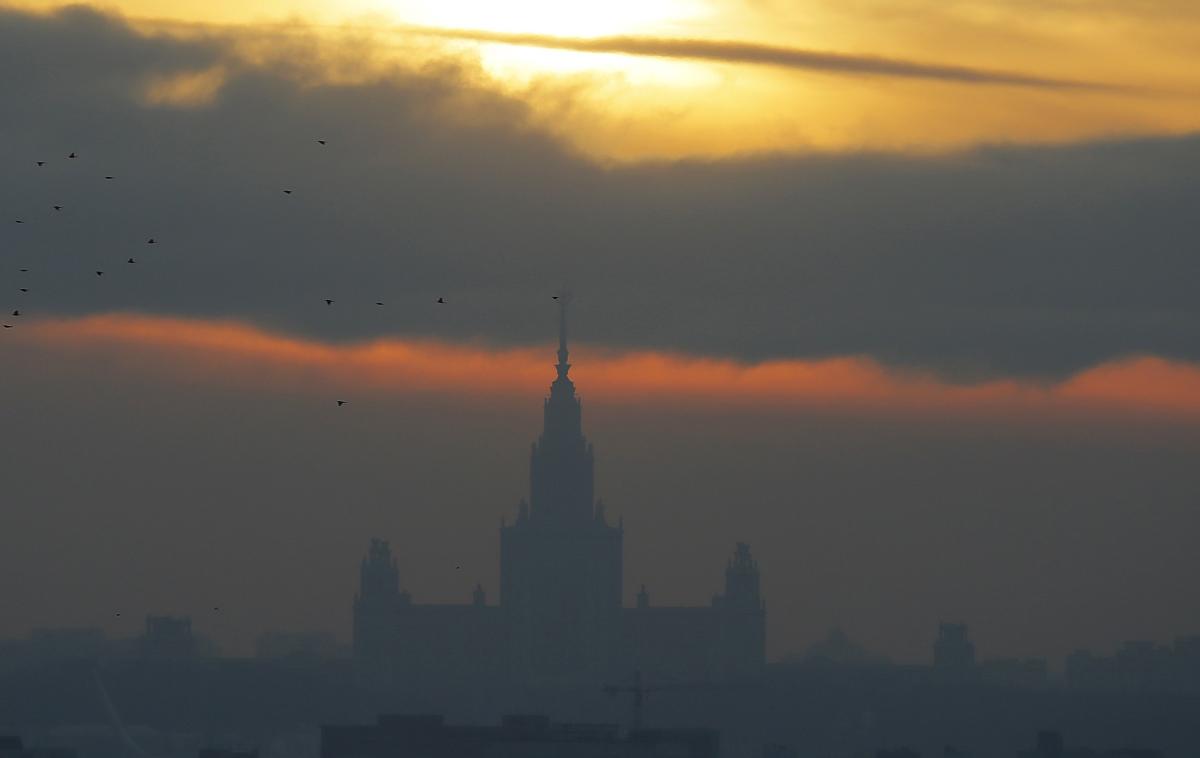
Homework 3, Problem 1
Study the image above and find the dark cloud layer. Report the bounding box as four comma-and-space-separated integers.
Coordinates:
402, 26, 1123, 91
2, 6, 1199, 378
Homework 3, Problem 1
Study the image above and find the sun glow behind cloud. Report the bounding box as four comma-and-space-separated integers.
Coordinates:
392, 0, 706, 38
9, 0, 1200, 159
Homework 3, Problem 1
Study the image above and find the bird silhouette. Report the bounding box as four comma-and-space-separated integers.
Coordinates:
325, 299, 334, 305
18, 288, 28, 293
375, 302, 384, 306
317, 139, 327, 145
2, 324, 12, 329
68, 152, 77, 159
35, 161, 46, 167
127, 258, 136, 264
552, 295, 559, 300
146, 238, 156, 244
104, 176, 114, 180
14, 220, 23, 224
53, 205, 63, 211
282, 189, 293, 195
11, 310, 20, 316
18, 269, 28, 273
437, 297, 446, 303
96, 271, 104, 277
337, 400, 348, 406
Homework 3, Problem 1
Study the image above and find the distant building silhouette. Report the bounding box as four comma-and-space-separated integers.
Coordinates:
933, 622, 975, 673
1020, 731, 1162, 758
352, 301, 765, 682
140, 615, 196, 659
0, 736, 77, 758
27, 627, 108, 662
792, 627, 890, 667
255, 630, 340, 661
321, 713, 719, 758
978, 656, 1048, 688
1065, 635, 1200, 693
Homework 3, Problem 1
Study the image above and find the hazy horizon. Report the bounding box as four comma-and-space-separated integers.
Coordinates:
3, 1, 1200, 671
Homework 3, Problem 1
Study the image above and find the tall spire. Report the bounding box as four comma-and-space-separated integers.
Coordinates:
556, 291, 573, 381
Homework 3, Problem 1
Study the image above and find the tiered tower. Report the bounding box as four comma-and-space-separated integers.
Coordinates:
711, 543, 767, 677
353, 538, 401, 662
500, 295, 624, 681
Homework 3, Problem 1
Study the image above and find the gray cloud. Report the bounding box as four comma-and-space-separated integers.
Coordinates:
1, 5, 1198, 381
399, 25, 1126, 91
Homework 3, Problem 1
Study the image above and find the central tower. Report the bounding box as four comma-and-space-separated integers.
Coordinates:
530, 294, 595, 526
500, 296, 623, 681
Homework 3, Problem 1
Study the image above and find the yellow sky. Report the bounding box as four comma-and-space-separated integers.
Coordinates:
11, 0, 1200, 159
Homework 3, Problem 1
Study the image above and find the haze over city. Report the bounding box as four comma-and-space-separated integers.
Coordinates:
2, 2, 1200, 757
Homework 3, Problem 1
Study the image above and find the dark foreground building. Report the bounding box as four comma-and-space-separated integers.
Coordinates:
322, 714, 719, 758
0, 736, 77, 758
354, 301, 766, 684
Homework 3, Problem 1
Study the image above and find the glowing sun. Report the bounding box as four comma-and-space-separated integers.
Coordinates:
392, 0, 704, 38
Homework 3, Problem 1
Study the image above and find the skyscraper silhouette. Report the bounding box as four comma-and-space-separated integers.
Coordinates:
353, 300, 765, 683
501, 295, 624, 680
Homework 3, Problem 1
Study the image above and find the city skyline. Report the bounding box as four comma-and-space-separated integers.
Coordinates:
3, 0, 1200, 670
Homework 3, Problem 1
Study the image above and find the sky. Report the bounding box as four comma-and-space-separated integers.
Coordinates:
1, 1, 1200, 663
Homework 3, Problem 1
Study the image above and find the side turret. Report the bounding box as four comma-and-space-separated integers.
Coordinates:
353, 538, 400, 662
719, 542, 762, 612
712, 542, 766, 677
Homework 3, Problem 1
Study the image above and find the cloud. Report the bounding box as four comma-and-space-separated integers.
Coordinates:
12, 313, 1200, 424
2, 5, 1199, 380
399, 25, 1126, 91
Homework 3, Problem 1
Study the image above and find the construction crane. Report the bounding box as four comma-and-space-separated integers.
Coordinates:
603, 670, 725, 731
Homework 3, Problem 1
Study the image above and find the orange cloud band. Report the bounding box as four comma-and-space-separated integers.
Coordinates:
8, 313, 1200, 423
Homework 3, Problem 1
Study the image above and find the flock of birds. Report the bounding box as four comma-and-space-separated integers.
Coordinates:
1, 139, 548, 408
4, 135, 588, 629
7, 138, 544, 621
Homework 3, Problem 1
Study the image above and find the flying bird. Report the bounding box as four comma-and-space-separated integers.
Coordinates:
14, 220, 23, 224
35, 161, 46, 167
552, 295, 559, 300
96, 271, 104, 277
18, 288, 28, 293
104, 176, 114, 180
375, 302, 384, 306
2, 324, 11, 329
337, 400, 348, 406
325, 299, 334, 305
127, 258, 136, 264
316, 139, 327, 145
11, 310, 20, 316
146, 238, 156, 244
437, 297, 446, 304
18, 269, 28, 273
53, 205, 63, 211
282, 189, 293, 195
68, 152, 77, 159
